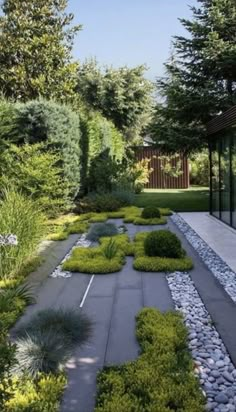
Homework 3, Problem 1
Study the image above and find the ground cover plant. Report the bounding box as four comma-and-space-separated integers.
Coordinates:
122, 206, 171, 225
95, 308, 205, 412
62, 245, 125, 274
133, 231, 193, 272
87, 223, 118, 242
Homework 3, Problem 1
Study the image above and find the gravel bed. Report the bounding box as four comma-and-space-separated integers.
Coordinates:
168, 271, 236, 412
171, 214, 236, 303
50, 234, 91, 278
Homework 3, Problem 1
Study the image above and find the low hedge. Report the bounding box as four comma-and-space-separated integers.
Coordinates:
141, 206, 161, 219
62, 246, 125, 274
133, 217, 167, 225
95, 308, 205, 412
99, 235, 135, 256
144, 230, 183, 258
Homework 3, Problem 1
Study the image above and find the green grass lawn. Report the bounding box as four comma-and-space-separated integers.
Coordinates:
134, 186, 209, 212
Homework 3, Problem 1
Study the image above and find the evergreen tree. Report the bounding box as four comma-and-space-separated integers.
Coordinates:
0, 0, 81, 101
151, 0, 236, 153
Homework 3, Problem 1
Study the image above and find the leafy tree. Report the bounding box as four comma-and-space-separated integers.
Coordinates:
151, 0, 236, 153
77, 60, 154, 141
0, 0, 81, 101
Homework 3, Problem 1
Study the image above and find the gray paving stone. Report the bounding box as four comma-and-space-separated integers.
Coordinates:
142, 272, 174, 310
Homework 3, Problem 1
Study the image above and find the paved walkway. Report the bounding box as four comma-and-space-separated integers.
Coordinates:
179, 212, 236, 273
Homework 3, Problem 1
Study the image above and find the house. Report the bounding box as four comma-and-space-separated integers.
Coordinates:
208, 106, 236, 228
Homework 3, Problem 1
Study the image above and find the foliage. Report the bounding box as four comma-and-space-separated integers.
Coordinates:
102, 239, 118, 260
95, 308, 205, 412
14, 308, 92, 348
86, 223, 118, 242
78, 193, 122, 213
133, 232, 193, 272
77, 61, 154, 141
5, 99, 82, 198
121, 205, 170, 225
133, 217, 167, 225
0, 328, 16, 409
190, 150, 210, 186
132, 158, 153, 194
144, 230, 183, 258
13, 308, 92, 377
62, 246, 125, 274
111, 191, 135, 206
4, 373, 66, 411
141, 206, 161, 219
0, 189, 45, 280
159, 154, 184, 187
150, 0, 236, 153
0, 0, 81, 102
87, 149, 120, 193
0, 284, 35, 313
0, 143, 71, 217
99, 235, 135, 256
0, 100, 20, 149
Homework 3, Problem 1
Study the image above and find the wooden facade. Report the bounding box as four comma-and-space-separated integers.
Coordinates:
135, 147, 189, 189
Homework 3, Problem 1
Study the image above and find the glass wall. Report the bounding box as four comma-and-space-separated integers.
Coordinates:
210, 126, 236, 228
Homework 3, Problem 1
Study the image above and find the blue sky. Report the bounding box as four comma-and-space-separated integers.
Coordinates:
68, 0, 197, 80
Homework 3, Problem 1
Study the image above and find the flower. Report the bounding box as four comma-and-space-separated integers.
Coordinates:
0, 234, 18, 246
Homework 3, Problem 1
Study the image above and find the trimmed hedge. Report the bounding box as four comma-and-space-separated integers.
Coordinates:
95, 308, 205, 412
141, 206, 161, 219
133, 232, 193, 272
144, 230, 183, 258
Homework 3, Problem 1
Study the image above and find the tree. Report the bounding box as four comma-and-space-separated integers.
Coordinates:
77, 60, 154, 141
0, 0, 81, 102
150, 0, 236, 153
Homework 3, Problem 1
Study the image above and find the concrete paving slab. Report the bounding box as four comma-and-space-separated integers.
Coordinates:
88, 273, 117, 297
105, 288, 143, 364
142, 272, 174, 311
117, 257, 142, 290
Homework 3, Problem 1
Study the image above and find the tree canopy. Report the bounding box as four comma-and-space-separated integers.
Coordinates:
150, 0, 236, 153
0, 0, 81, 102
77, 60, 154, 141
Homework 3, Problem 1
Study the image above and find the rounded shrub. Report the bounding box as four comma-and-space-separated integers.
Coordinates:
144, 230, 182, 258
141, 207, 161, 219
87, 222, 118, 242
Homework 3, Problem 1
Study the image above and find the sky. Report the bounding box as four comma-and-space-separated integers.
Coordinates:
67, 0, 198, 81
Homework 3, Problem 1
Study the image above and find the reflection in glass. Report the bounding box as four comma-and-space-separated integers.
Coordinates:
220, 135, 231, 225
211, 140, 220, 218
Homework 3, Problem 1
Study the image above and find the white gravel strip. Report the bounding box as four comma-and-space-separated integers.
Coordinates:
168, 271, 236, 412
171, 214, 236, 303
50, 234, 91, 278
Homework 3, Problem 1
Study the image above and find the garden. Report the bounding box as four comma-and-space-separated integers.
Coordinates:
1, 0, 236, 411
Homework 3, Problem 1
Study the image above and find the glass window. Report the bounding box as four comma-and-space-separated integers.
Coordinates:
220, 134, 231, 225
211, 139, 220, 218
232, 129, 236, 228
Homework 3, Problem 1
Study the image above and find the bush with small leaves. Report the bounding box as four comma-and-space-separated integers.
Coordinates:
87, 223, 118, 242
141, 206, 161, 219
144, 230, 183, 258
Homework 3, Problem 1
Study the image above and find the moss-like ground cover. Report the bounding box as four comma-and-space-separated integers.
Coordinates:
95, 308, 205, 412
133, 232, 193, 272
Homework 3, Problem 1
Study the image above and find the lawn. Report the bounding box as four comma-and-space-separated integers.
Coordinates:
134, 186, 209, 212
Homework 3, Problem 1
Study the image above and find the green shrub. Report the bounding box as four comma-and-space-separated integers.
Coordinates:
87, 223, 118, 242
190, 150, 209, 186
4, 373, 66, 411
13, 308, 92, 377
133, 231, 193, 272
67, 221, 90, 235
133, 217, 167, 225
95, 308, 205, 412
0, 328, 16, 410
13, 99, 82, 198
111, 191, 135, 206
144, 230, 183, 258
89, 213, 108, 223
78, 193, 122, 213
0, 144, 72, 217
0, 189, 45, 280
141, 206, 161, 219
62, 247, 125, 274
14, 308, 92, 348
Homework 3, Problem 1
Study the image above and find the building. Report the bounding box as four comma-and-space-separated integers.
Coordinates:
208, 106, 236, 228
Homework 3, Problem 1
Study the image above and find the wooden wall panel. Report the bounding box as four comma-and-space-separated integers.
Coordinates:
135, 147, 189, 189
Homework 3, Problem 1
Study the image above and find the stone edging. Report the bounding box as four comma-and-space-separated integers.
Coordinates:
171, 214, 236, 303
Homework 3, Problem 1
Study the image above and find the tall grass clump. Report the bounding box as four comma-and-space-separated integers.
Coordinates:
0, 189, 45, 280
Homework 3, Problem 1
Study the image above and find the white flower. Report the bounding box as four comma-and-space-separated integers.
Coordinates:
0, 234, 18, 246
